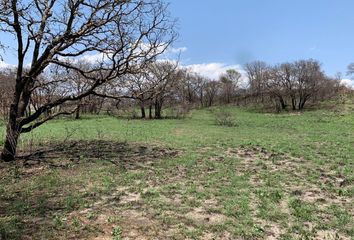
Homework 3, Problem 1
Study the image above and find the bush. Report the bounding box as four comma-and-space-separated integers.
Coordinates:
214, 109, 237, 127
166, 104, 191, 119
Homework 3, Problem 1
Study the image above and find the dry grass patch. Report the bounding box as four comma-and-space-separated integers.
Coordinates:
226, 145, 353, 239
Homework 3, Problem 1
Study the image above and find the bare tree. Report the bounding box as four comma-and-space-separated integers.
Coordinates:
219, 69, 241, 104
0, 0, 177, 161
179, 72, 209, 107
53, 61, 95, 119
147, 61, 179, 119
293, 59, 324, 110
242, 59, 339, 112
0, 69, 15, 118
267, 63, 293, 110
92, 61, 180, 119
175, 69, 196, 104
204, 80, 220, 107
128, 72, 153, 119
347, 63, 354, 77
116, 70, 156, 119
245, 61, 268, 102
265, 59, 330, 111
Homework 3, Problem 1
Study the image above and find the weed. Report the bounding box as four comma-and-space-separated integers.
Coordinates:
112, 226, 122, 240
64, 194, 85, 211
214, 109, 237, 127
53, 213, 67, 229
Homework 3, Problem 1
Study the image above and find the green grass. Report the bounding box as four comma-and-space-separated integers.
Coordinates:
0, 106, 353, 239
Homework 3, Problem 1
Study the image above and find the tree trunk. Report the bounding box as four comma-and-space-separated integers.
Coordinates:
279, 96, 286, 110
149, 105, 152, 119
141, 106, 146, 119
299, 98, 307, 110
154, 101, 162, 119
200, 91, 204, 108
298, 97, 304, 110
291, 98, 296, 110
75, 104, 81, 119
1, 106, 20, 162
1, 75, 33, 161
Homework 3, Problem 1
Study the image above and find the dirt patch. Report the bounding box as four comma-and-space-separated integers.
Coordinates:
163, 165, 189, 184
67, 193, 161, 239
119, 210, 160, 239
315, 230, 351, 240
201, 231, 232, 240
226, 145, 306, 176
185, 207, 228, 226
228, 145, 353, 240
258, 221, 284, 240
119, 192, 141, 204
289, 186, 353, 213
203, 198, 219, 208
66, 209, 162, 240
160, 194, 182, 206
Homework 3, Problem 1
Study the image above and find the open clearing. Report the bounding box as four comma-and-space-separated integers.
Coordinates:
0, 107, 353, 239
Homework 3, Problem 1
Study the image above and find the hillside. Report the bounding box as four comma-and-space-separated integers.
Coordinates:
0, 106, 353, 239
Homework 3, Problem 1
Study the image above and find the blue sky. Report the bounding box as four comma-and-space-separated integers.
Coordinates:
169, 0, 354, 79
1, 0, 353, 83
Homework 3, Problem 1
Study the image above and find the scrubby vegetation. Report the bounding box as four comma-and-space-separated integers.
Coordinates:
0, 0, 353, 239
0, 101, 353, 239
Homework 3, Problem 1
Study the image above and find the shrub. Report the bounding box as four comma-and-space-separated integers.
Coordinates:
214, 109, 237, 127
166, 104, 191, 119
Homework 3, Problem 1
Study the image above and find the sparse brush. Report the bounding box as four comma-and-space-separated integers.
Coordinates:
166, 105, 191, 119
214, 109, 237, 127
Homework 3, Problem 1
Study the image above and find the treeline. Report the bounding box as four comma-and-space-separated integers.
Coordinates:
117, 59, 346, 115
0, 59, 349, 120
0, 69, 15, 118
244, 60, 344, 111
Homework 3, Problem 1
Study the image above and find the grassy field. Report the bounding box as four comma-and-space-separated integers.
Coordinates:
0, 106, 353, 239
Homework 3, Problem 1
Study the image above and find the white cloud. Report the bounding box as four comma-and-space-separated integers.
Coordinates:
168, 46, 187, 54
184, 62, 248, 85
65, 45, 186, 65
340, 79, 354, 89
159, 46, 188, 60
79, 53, 109, 64
56, 52, 113, 65
0, 60, 13, 69
185, 63, 229, 79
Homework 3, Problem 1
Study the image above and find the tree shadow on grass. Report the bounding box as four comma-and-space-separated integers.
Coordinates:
0, 140, 181, 239
17, 140, 180, 170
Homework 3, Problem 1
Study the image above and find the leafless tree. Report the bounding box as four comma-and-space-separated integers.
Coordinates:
245, 61, 268, 102
265, 59, 334, 111
174, 70, 209, 108
127, 72, 153, 118
92, 60, 180, 119
347, 63, 354, 77
292, 60, 325, 110
267, 63, 293, 110
219, 69, 241, 104
147, 61, 179, 118
111, 70, 156, 119
0, 0, 177, 161
204, 80, 220, 107
0, 69, 15, 118
243, 59, 340, 111
175, 69, 195, 104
